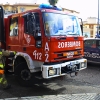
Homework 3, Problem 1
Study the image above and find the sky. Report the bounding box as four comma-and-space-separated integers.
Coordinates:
0, 0, 98, 20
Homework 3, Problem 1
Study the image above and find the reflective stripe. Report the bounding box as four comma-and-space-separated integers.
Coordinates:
0, 78, 3, 83
0, 52, 2, 54
0, 64, 4, 68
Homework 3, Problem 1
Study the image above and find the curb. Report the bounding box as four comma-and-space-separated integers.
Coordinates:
1, 93, 100, 100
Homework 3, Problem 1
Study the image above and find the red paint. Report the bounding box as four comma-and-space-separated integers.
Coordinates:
3, 8, 84, 63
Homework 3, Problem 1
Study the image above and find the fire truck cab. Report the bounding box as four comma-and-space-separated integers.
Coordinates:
0, 4, 87, 86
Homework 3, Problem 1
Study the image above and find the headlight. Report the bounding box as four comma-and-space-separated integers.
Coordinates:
81, 62, 85, 68
49, 69, 56, 76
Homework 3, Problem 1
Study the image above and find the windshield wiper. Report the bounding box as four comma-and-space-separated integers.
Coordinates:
51, 32, 67, 36
57, 31, 68, 36
67, 30, 80, 36
67, 33, 80, 36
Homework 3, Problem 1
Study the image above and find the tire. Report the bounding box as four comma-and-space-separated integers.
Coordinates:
14, 62, 38, 87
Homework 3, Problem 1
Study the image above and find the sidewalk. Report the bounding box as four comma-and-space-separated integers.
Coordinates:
1, 93, 100, 100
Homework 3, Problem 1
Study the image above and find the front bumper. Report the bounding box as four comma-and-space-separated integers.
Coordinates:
41, 58, 87, 79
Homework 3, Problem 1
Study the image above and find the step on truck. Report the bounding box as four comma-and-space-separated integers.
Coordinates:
0, 4, 87, 86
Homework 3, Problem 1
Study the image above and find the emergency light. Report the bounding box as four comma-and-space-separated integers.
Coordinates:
39, 3, 62, 11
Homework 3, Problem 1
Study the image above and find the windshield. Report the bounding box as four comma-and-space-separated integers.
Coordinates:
43, 12, 82, 36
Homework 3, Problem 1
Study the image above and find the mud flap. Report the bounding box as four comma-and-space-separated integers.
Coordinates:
0, 6, 5, 43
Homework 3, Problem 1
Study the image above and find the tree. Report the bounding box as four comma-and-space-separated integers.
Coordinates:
48, 0, 58, 6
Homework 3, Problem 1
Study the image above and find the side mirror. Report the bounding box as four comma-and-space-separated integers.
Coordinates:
78, 18, 83, 35
33, 28, 41, 39
36, 40, 42, 48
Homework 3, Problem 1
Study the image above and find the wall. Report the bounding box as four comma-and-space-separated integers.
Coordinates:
83, 17, 98, 38
1, 3, 79, 15
83, 25, 91, 38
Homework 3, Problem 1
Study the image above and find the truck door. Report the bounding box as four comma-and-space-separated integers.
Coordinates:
7, 16, 20, 50
84, 39, 92, 61
22, 12, 43, 62
0, 6, 5, 46
89, 39, 98, 62
84, 39, 96, 62
94, 39, 100, 63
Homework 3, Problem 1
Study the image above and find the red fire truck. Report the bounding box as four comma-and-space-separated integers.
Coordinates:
0, 5, 87, 86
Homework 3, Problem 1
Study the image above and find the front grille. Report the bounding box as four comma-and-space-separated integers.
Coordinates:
57, 53, 63, 57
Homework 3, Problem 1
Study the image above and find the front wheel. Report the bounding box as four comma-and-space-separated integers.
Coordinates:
14, 62, 38, 87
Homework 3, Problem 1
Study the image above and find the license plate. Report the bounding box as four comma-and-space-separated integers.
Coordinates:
63, 51, 74, 57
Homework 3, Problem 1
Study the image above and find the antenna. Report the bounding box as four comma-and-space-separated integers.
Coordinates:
96, 0, 100, 38
95, 0, 100, 38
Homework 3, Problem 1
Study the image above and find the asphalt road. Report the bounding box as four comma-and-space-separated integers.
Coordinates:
1, 63, 100, 99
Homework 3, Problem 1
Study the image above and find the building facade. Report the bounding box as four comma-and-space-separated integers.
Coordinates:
83, 17, 98, 38
0, 3, 80, 16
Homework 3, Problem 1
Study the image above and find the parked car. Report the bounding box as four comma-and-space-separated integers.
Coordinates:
84, 38, 100, 63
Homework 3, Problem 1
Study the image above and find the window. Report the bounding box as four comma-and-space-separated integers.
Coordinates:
89, 25, 93, 29
84, 40, 96, 48
35, 13, 41, 38
97, 40, 100, 49
9, 17, 18, 36
35, 13, 40, 31
90, 30, 93, 35
83, 26, 87, 28
20, 7, 25, 12
24, 12, 41, 36
43, 13, 81, 36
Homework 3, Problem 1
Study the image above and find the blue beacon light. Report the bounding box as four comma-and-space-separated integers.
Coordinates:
39, 4, 62, 11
